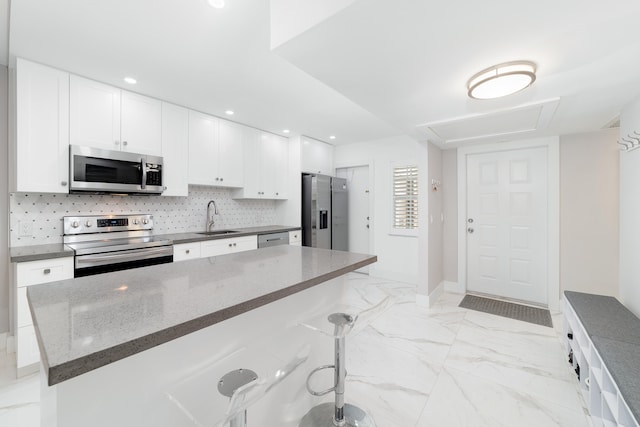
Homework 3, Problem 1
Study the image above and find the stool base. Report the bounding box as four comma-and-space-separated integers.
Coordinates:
299, 402, 376, 427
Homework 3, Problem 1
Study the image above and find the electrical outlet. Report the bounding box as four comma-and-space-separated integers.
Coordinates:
19, 221, 33, 237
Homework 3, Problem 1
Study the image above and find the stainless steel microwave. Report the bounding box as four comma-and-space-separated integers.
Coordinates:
69, 145, 164, 195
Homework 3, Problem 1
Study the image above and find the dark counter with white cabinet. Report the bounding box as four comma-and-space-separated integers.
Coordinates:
10, 225, 301, 262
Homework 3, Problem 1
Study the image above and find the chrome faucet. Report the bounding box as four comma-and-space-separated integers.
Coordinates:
206, 200, 219, 231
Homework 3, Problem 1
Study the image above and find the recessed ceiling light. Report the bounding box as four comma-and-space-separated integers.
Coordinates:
124, 77, 137, 85
225, 110, 234, 116
329, 135, 336, 140
467, 61, 536, 100
283, 129, 290, 134
207, 0, 225, 8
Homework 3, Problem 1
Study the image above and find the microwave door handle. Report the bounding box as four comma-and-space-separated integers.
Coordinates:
140, 157, 147, 189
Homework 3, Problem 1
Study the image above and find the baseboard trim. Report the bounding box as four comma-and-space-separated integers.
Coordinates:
444, 280, 465, 294
416, 281, 445, 308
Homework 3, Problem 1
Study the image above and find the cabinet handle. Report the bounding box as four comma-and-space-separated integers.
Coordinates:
216, 178, 220, 181
233, 243, 237, 247
61, 181, 67, 186
123, 141, 128, 146
228, 243, 232, 247
276, 192, 279, 196
43, 268, 51, 275
185, 249, 190, 254
220, 177, 224, 182
115, 140, 120, 146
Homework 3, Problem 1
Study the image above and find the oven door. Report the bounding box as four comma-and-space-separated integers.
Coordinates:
69, 145, 164, 194
74, 246, 174, 277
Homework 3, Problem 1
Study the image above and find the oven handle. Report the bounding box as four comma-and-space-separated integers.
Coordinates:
75, 246, 173, 269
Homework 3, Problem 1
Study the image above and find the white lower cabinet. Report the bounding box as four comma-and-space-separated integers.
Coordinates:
173, 242, 201, 262
289, 230, 302, 246
173, 236, 258, 262
201, 236, 257, 258
17, 325, 40, 370
14, 257, 74, 375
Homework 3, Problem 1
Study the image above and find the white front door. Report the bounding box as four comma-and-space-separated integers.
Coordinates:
466, 147, 548, 305
336, 166, 370, 273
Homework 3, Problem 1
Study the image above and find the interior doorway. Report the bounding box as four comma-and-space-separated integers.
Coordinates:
336, 166, 370, 274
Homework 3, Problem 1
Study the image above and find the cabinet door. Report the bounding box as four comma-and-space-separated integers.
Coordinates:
289, 230, 301, 246
238, 127, 262, 198
231, 236, 258, 253
188, 111, 219, 185
260, 133, 289, 199
301, 137, 334, 175
173, 242, 201, 262
15, 58, 70, 193
200, 238, 233, 258
121, 91, 162, 156
161, 103, 189, 196
271, 135, 289, 199
217, 120, 244, 188
17, 325, 40, 369
70, 75, 121, 150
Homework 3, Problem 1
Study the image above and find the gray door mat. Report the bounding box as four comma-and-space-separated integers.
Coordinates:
459, 294, 553, 328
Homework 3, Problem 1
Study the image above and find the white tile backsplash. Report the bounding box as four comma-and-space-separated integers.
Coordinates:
10, 186, 277, 246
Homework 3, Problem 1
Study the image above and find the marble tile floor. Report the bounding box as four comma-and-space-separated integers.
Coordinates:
0, 273, 592, 427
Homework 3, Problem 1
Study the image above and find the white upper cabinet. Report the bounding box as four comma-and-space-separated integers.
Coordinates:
218, 119, 245, 187
15, 58, 70, 193
301, 137, 334, 175
70, 75, 162, 156
70, 75, 120, 150
120, 91, 162, 155
234, 130, 289, 200
161, 103, 189, 197
188, 111, 243, 188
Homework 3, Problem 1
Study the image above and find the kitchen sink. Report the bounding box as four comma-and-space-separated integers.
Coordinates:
196, 230, 241, 236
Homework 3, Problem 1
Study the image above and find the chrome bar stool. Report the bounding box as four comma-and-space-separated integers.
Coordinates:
299, 297, 392, 427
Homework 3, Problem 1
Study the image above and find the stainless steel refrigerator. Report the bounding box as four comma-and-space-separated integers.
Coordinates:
301, 174, 348, 250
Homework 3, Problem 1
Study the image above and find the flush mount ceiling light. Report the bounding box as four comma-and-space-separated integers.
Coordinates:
329, 135, 336, 140
207, 0, 225, 8
467, 61, 536, 100
282, 129, 290, 134
225, 110, 234, 115
123, 77, 137, 85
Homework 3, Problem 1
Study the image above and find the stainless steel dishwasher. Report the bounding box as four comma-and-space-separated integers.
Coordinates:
257, 231, 290, 248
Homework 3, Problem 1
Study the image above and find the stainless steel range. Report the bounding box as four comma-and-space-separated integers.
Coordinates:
63, 214, 173, 277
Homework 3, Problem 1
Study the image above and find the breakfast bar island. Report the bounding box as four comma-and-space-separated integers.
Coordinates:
27, 245, 377, 427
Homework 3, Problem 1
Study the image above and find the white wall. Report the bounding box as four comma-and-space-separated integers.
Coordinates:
620, 96, 640, 316
0, 65, 8, 334
442, 149, 457, 284
560, 129, 619, 297
334, 136, 428, 285
427, 143, 443, 293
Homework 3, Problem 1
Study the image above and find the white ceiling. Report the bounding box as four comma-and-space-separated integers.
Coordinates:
6, 0, 640, 147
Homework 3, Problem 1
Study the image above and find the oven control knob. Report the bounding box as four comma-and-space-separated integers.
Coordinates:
71, 220, 80, 228
142, 218, 149, 225
132, 219, 139, 225
85, 220, 92, 228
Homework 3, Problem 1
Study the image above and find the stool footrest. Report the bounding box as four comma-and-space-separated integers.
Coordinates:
306, 364, 336, 396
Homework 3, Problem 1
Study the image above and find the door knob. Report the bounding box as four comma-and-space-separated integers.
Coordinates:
468, 218, 474, 223
467, 227, 474, 234
366, 224, 370, 229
